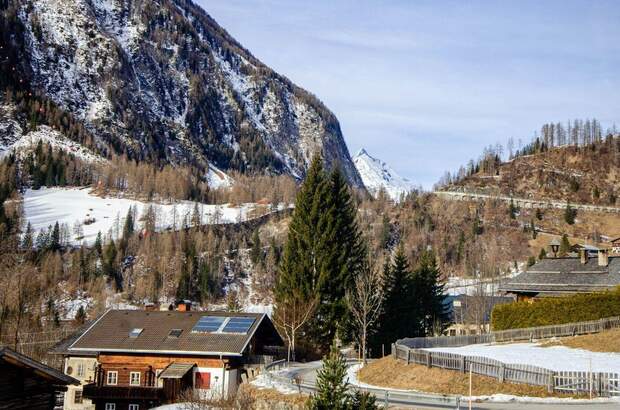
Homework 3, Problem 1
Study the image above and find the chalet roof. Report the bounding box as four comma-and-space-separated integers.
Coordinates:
0, 347, 79, 385
499, 256, 620, 294
66, 310, 283, 357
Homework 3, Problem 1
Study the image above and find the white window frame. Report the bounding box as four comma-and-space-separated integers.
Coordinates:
105, 404, 116, 410
129, 371, 141, 386
76, 362, 84, 377
74, 389, 83, 404
106, 370, 118, 386
128, 405, 139, 410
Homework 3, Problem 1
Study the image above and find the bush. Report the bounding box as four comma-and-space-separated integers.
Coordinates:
491, 287, 620, 330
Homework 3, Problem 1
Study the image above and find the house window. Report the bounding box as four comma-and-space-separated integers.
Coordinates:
105, 404, 116, 410
130, 371, 141, 386
106, 370, 118, 385
195, 372, 211, 389
74, 389, 83, 404
128, 405, 139, 410
77, 362, 85, 377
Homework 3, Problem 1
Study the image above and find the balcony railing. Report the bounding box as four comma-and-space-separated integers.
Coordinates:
82, 384, 164, 401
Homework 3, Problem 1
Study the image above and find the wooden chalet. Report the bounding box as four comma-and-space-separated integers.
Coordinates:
0, 347, 78, 410
54, 309, 283, 410
499, 249, 620, 301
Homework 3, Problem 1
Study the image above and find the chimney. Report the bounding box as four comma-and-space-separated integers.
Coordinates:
598, 249, 609, 267
176, 300, 191, 312
579, 249, 587, 264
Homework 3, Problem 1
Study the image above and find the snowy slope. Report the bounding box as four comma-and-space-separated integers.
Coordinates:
353, 149, 414, 201
22, 187, 275, 245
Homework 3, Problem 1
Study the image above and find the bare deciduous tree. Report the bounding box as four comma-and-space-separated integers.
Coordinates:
272, 293, 318, 362
346, 263, 383, 365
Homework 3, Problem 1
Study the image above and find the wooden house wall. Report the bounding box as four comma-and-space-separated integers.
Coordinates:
0, 361, 67, 410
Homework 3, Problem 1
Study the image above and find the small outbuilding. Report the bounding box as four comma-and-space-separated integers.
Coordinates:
0, 347, 78, 410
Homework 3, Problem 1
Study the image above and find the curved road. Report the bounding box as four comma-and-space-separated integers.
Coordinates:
271, 362, 619, 410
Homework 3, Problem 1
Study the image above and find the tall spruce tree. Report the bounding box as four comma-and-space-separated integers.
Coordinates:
276, 155, 365, 352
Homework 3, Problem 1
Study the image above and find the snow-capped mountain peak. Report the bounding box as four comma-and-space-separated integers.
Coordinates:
353, 148, 414, 201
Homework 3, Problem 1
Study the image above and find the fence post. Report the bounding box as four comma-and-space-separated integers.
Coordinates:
498, 363, 505, 383
547, 372, 555, 393
406, 348, 411, 365
426, 351, 431, 368
460, 356, 466, 373
391, 343, 395, 359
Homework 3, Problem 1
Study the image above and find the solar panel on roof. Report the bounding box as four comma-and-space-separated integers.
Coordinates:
222, 317, 255, 334
192, 316, 226, 333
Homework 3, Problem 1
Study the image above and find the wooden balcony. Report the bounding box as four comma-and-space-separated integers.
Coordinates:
82, 383, 164, 401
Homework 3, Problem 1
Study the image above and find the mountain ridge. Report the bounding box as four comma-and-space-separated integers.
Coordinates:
1, 0, 364, 187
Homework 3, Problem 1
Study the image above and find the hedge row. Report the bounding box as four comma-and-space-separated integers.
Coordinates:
491, 287, 620, 330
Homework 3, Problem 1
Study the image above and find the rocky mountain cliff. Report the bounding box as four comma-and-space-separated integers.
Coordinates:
1, 0, 363, 187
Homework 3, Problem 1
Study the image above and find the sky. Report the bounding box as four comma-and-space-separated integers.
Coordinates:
199, 0, 620, 188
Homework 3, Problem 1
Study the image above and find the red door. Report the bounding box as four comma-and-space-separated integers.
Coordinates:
195, 372, 211, 389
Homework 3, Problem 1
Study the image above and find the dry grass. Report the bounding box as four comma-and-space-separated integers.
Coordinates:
540, 328, 620, 353
240, 383, 307, 407
357, 357, 577, 398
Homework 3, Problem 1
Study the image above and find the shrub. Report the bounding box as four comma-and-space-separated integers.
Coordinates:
491, 287, 620, 330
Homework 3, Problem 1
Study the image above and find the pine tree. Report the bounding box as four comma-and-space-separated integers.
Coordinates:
371, 248, 416, 353
22, 222, 33, 249
94, 231, 103, 256
538, 248, 547, 260
250, 228, 262, 265
307, 344, 350, 410
75, 306, 86, 325
508, 198, 517, 219
564, 201, 576, 225
411, 249, 448, 336
122, 206, 135, 240
559, 234, 571, 256
277, 155, 365, 351
50, 221, 60, 251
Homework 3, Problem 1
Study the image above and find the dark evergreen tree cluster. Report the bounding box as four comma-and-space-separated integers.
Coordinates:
369, 247, 448, 355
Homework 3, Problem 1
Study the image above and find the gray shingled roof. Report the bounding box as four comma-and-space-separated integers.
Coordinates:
499, 256, 620, 293
0, 347, 79, 385
68, 310, 282, 356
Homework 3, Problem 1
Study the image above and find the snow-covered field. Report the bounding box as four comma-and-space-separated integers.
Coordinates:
427, 342, 620, 373
23, 187, 272, 245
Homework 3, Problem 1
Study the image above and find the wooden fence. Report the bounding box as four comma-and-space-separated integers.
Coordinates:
398, 316, 620, 349
393, 316, 620, 397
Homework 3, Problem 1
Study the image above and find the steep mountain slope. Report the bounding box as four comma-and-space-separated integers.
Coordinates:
353, 148, 414, 200
2, 0, 363, 187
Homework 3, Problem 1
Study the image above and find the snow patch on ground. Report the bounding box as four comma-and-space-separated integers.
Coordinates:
206, 163, 233, 189
353, 148, 414, 201
427, 343, 620, 373
22, 187, 261, 245
250, 373, 300, 395
466, 393, 620, 404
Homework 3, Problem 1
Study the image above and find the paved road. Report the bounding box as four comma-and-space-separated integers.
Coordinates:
277, 362, 620, 410
434, 190, 620, 214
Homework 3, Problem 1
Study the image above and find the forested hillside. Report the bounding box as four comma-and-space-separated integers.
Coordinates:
439, 119, 620, 205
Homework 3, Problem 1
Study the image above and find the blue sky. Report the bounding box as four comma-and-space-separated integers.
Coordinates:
199, 0, 620, 188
